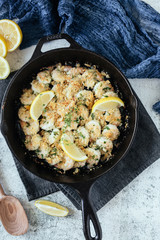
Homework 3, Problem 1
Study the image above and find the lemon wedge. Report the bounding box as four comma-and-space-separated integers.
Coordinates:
0, 56, 10, 80
61, 134, 88, 161
92, 97, 124, 112
30, 91, 54, 121
0, 19, 23, 52
35, 200, 69, 217
0, 35, 7, 57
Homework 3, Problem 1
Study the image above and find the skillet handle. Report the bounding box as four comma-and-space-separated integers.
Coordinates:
31, 33, 82, 61
75, 183, 102, 240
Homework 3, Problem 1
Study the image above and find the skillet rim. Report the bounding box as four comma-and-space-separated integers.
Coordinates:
0, 47, 138, 184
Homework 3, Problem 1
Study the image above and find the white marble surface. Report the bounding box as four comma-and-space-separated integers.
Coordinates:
1, 1, 160, 239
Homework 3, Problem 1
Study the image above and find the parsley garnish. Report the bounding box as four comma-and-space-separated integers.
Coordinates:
91, 113, 95, 120
103, 87, 111, 91
104, 126, 110, 130
79, 132, 85, 139
64, 112, 72, 127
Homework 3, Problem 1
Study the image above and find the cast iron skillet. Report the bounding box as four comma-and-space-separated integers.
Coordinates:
0, 34, 137, 240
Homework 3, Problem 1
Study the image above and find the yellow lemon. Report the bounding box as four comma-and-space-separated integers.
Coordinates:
30, 91, 55, 121
0, 19, 23, 52
0, 35, 7, 57
0, 56, 10, 79
61, 133, 88, 161
92, 97, 124, 112
35, 200, 69, 217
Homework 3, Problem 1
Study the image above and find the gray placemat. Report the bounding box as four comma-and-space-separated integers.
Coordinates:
1, 72, 160, 211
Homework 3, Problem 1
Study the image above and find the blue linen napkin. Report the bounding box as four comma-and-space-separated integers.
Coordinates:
0, 0, 160, 111
58, 0, 160, 79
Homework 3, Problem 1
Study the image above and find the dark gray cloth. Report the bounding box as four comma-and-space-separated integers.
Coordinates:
1, 72, 160, 211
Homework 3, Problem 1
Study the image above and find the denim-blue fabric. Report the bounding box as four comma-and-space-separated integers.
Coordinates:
0, 0, 60, 48
0, 0, 160, 109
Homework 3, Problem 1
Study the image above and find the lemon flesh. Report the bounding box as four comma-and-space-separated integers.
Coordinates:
0, 56, 10, 79
61, 134, 88, 161
0, 35, 7, 57
92, 97, 124, 112
0, 19, 23, 52
35, 200, 69, 217
30, 91, 54, 121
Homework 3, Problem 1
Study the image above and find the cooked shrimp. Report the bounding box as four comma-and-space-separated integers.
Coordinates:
47, 99, 57, 111
25, 134, 42, 151
20, 120, 39, 135
102, 124, 120, 141
93, 110, 106, 128
81, 69, 103, 89
20, 89, 36, 105
36, 142, 51, 159
52, 83, 66, 101
76, 127, 89, 147
85, 120, 101, 141
76, 90, 94, 109
74, 160, 86, 168
63, 111, 79, 131
94, 81, 113, 98
42, 128, 61, 145
105, 108, 121, 126
46, 155, 62, 165
61, 65, 72, 72
64, 80, 82, 99
64, 131, 75, 142
85, 148, 101, 168
102, 91, 118, 98
51, 69, 67, 83
55, 100, 74, 118
40, 111, 55, 131
77, 105, 89, 125
31, 80, 49, 93
37, 70, 52, 84
55, 155, 74, 171
46, 147, 62, 165
96, 137, 113, 153
18, 106, 31, 122
67, 67, 85, 77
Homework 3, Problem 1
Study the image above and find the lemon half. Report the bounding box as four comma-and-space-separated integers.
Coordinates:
30, 91, 55, 121
92, 97, 124, 112
35, 200, 69, 217
61, 134, 88, 161
0, 19, 23, 52
0, 56, 10, 79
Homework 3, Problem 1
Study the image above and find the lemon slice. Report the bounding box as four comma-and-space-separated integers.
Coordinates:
0, 56, 10, 79
35, 200, 69, 217
0, 19, 23, 52
92, 97, 124, 112
61, 134, 88, 161
30, 91, 54, 121
0, 35, 7, 57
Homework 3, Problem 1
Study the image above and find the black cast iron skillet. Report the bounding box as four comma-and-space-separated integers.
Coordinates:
0, 34, 137, 240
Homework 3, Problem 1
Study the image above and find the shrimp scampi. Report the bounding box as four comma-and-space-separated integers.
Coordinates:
18, 63, 124, 174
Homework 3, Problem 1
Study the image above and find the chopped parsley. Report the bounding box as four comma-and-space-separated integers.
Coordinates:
104, 126, 110, 130
91, 113, 95, 120
64, 112, 72, 127
74, 117, 80, 124
103, 87, 111, 91
79, 132, 85, 139
51, 147, 57, 156
79, 116, 84, 121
